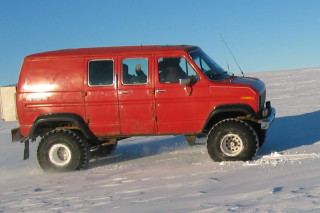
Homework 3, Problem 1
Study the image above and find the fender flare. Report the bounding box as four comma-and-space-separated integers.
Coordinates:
29, 113, 95, 140
202, 103, 257, 132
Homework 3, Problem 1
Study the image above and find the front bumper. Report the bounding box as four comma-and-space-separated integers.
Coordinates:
260, 107, 276, 130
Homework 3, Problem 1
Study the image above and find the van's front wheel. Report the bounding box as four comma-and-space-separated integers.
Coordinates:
37, 129, 89, 172
207, 119, 259, 162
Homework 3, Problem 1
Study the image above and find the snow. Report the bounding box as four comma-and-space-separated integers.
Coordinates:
1, 68, 320, 212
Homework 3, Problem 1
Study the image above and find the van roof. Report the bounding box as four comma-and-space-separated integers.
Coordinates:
26, 45, 199, 59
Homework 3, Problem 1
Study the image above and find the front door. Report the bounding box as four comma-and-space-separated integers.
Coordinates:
154, 55, 210, 134
117, 56, 155, 135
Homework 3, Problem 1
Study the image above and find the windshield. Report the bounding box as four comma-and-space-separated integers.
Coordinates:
189, 49, 229, 81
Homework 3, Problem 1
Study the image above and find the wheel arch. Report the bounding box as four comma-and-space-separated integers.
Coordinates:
29, 113, 95, 140
202, 104, 257, 134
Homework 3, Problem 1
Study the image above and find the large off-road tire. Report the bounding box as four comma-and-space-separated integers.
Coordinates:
207, 118, 259, 162
37, 129, 89, 172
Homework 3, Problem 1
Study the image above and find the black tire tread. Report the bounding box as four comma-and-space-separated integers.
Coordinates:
37, 129, 89, 172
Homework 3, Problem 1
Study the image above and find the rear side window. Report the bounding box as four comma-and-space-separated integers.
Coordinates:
88, 60, 114, 86
122, 58, 148, 85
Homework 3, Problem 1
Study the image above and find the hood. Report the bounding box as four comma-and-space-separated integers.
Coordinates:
227, 76, 265, 93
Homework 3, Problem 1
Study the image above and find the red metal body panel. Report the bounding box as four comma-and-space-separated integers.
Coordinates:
209, 84, 259, 113
17, 57, 85, 136
154, 53, 210, 134
117, 54, 155, 135
83, 56, 120, 136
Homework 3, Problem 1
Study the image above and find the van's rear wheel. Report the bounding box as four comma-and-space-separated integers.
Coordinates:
37, 129, 89, 172
207, 119, 259, 162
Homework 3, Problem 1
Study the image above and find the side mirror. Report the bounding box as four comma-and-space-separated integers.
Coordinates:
179, 78, 191, 86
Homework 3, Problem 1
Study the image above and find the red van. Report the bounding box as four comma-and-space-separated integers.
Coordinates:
11, 45, 275, 171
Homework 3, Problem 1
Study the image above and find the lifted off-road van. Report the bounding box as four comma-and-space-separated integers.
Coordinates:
4, 45, 275, 171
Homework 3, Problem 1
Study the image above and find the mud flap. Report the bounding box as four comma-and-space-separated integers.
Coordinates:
23, 140, 29, 160
11, 128, 26, 142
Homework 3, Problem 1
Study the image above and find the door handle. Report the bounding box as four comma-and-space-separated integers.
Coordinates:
156, 89, 167, 93
118, 90, 131, 94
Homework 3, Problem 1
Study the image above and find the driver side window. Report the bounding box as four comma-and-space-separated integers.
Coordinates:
158, 57, 199, 83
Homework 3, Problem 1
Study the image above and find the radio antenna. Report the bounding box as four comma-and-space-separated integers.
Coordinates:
221, 36, 230, 72
219, 34, 244, 77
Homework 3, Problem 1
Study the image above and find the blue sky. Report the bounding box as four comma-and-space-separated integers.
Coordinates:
1, 0, 320, 85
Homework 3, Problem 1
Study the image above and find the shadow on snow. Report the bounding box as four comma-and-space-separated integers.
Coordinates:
89, 135, 189, 168
260, 110, 320, 154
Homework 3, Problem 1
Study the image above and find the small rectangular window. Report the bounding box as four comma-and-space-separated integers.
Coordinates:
122, 58, 148, 85
88, 60, 114, 86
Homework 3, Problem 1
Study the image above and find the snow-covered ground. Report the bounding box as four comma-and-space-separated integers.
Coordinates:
1, 68, 320, 212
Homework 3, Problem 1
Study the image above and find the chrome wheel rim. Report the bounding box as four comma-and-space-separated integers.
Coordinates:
49, 144, 71, 166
